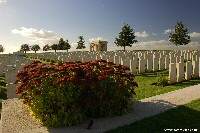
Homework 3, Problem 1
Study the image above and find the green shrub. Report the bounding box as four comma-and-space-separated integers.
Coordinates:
46, 59, 50, 62
156, 74, 168, 87
50, 59, 56, 63
25, 55, 30, 59
15, 60, 138, 127
57, 60, 63, 65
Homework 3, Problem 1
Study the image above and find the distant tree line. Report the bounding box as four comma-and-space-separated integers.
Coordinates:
18, 21, 191, 53
0, 44, 4, 53
20, 36, 86, 53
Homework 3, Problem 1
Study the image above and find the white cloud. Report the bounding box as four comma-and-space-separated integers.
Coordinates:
152, 33, 157, 35
189, 32, 200, 38
3, 45, 19, 54
71, 42, 77, 48
163, 29, 175, 34
12, 27, 59, 44
135, 31, 149, 38
0, 0, 7, 4
134, 40, 172, 49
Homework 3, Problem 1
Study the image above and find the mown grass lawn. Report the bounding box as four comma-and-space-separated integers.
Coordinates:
133, 70, 200, 100
106, 98, 200, 133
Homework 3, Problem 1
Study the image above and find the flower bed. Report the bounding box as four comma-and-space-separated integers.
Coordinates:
15, 60, 138, 127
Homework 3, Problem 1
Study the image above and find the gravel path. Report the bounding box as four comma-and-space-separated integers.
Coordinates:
1, 84, 200, 133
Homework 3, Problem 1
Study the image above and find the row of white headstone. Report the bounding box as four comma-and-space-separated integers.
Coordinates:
0, 54, 32, 99
28, 50, 200, 74
169, 56, 200, 84
1, 50, 200, 99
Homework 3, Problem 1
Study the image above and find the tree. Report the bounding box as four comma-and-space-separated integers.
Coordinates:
58, 38, 65, 50
51, 44, 58, 52
76, 36, 86, 49
20, 44, 30, 53
169, 21, 191, 46
31, 44, 40, 53
64, 39, 71, 52
114, 23, 138, 51
0, 45, 4, 53
43, 44, 51, 51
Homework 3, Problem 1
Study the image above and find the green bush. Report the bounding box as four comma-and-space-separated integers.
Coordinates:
15, 60, 138, 127
25, 55, 30, 59
156, 74, 168, 87
50, 59, 56, 63
57, 60, 63, 65
46, 59, 50, 62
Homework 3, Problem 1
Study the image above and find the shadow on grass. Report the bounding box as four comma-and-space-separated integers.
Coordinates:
171, 78, 200, 87
106, 99, 200, 133
150, 78, 200, 87
135, 70, 169, 78
0, 80, 6, 87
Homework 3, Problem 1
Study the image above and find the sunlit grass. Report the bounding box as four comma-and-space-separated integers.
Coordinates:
133, 70, 200, 100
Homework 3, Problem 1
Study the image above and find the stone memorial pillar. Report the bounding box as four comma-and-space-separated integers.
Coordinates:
169, 63, 176, 84
147, 57, 153, 72
153, 55, 158, 71
159, 57, 165, 70
177, 62, 184, 82
165, 56, 169, 69
130, 59, 137, 74
185, 61, 192, 80
192, 60, 199, 78
139, 58, 145, 73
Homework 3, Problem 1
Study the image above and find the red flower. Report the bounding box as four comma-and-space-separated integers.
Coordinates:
122, 65, 130, 71
31, 73, 40, 79
100, 70, 105, 75
105, 69, 114, 75
40, 74, 48, 79
96, 59, 107, 63
107, 61, 115, 66
86, 72, 93, 77
31, 60, 42, 64
98, 76, 104, 81
67, 77, 75, 81
34, 79, 41, 87
52, 72, 58, 77
119, 80, 125, 84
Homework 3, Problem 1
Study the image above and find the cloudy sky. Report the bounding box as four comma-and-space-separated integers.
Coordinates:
1, 0, 200, 53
